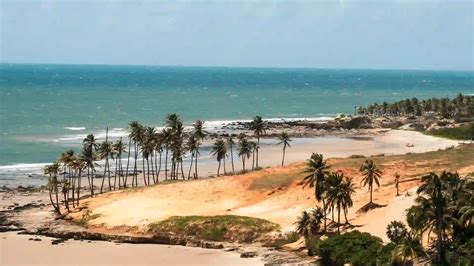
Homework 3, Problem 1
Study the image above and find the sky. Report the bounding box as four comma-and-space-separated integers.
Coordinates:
0, 0, 473, 70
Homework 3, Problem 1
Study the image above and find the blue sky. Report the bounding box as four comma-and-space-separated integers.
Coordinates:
1, 0, 472, 70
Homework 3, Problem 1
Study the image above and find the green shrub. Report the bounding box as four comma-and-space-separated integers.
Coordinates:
147, 215, 279, 243
315, 230, 384, 266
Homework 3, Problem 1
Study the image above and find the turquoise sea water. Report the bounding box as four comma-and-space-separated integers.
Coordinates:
0, 64, 473, 182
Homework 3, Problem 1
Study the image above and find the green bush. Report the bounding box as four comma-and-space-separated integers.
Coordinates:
315, 230, 384, 266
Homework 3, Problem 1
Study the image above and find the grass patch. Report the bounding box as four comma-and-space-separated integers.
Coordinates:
147, 215, 279, 243
262, 231, 300, 248
423, 123, 474, 140
73, 209, 101, 227
250, 171, 306, 191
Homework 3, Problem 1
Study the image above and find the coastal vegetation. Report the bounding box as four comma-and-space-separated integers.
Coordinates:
357, 93, 473, 120
147, 215, 279, 243
423, 122, 474, 140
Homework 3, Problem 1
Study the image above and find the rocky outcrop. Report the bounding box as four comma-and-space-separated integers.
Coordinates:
20, 227, 225, 249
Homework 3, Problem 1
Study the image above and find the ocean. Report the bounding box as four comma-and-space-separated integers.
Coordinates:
0, 63, 473, 185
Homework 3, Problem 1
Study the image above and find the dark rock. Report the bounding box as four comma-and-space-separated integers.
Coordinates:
240, 251, 258, 258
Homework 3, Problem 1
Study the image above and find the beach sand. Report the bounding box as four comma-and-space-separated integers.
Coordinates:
0, 232, 263, 266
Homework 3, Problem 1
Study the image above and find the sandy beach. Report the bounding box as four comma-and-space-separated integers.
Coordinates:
0, 232, 263, 266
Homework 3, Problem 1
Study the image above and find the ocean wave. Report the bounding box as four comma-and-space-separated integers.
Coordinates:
64, 126, 86, 131
0, 163, 48, 172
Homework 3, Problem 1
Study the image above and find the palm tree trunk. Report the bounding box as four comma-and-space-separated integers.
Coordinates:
337, 202, 341, 234
180, 160, 185, 180
188, 152, 194, 179
77, 170, 82, 205
150, 153, 155, 184
91, 168, 95, 196
436, 202, 444, 263
165, 148, 169, 180
48, 181, 59, 214
100, 159, 107, 193
252, 150, 255, 170
134, 143, 138, 187
217, 160, 221, 177
230, 146, 235, 174
370, 185, 373, 203
256, 137, 260, 168
142, 157, 147, 186
242, 157, 246, 172
125, 138, 132, 187
114, 157, 118, 189
157, 152, 162, 182
107, 158, 112, 191
54, 180, 60, 214
194, 151, 198, 179
343, 208, 348, 224
281, 147, 286, 166
322, 198, 327, 232
71, 171, 76, 208
223, 158, 226, 175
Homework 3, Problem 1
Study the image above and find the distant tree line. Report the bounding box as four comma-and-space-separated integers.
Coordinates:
357, 93, 474, 119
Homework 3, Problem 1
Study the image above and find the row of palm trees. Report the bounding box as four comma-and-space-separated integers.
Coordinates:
357, 93, 473, 119
300, 154, 380, 234
44, 114, 291, 214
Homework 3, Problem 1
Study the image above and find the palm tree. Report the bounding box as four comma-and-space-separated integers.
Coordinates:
395, 172, 401, 196
125, 121, 140, 187
186, 135, 199, 179
44, 162, 61, 215
112, 138, 126, 189
82, 134, 98, 196
250, 116, 266, 168
143, 126, 156, 184
237, 137, 252, 172
58, 150, 74, 203
192, 120, 206, 179
391, 231, 426, 265
295, 211, 312, 240
71, 156, 86, 206
130, 122, 144, 187
226, 136, 235, 174
303, 153, 330, 232
161, 128, 171, 180
211, 139, 227, 177
153, 131, 164, 182
98, 127, 112, 193
326, 172, 354, 233
278, 132, 291, 166
416, 171, 457, 264
386, 220, 408, 244
294, 208, 324, 255
250, 141, 257, 170
360, 160, 382, 204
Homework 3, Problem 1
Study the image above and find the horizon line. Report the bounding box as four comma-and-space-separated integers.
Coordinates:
1, 61, 473, 73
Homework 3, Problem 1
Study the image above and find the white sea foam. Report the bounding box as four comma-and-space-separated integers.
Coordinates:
0, 163, 48, 172
64, 127, 86, 131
